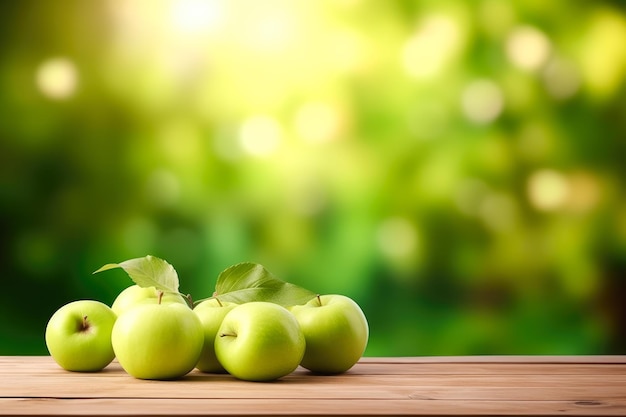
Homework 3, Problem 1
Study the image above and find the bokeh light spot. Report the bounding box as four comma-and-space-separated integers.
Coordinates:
377, 217, 418, 260
577, 8, 626, 99
542, 58, 581, 100
505, 25, 551, 71
461, 79, 504, 124
35, 57, 78, 100
527, 169, 570, 211
239, 116, 283, 157
169, 0, 222, 35
402, 14, 462, 79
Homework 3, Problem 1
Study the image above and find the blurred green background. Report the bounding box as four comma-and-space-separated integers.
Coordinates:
1, 0, 625, 357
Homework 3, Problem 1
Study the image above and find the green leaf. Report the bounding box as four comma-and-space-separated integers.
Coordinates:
213, 262, 316, 307
93, 255, 180, 294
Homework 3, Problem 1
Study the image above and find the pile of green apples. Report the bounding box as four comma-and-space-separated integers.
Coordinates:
45, 256, 369, 381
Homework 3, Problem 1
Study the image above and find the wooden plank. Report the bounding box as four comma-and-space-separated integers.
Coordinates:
4, 381, 624, 403
2, 398, 626, 416
3, 369, 626, 400
353, 363, 626, 376
4, 356, 626, 376
2, 358, 625, 400
0, 355, 626, 376
2, 356, 625, 416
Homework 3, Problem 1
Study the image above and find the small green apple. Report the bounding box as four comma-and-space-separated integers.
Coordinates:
111, 302, 203, 380
193, 298, 237, 373
111, 284, 186, 316
45, 300, 117, 372
291, 294, 368, 374
215, 302, 305, 381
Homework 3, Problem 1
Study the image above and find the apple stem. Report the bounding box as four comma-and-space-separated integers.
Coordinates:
316, 294, 322, 306
219, 332, 236, 337
157, 290, 164, 305
184, 293, 194, 309
215, 297, 223, 307
81, 316, 89, 331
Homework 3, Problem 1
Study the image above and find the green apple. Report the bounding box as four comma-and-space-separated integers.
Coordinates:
111, 284, 187, 316
111, 302, 203, 380
193, 298, 237, 373
215, 302, 305, 381
45, 300, 117, 372
291, 294, 368, 374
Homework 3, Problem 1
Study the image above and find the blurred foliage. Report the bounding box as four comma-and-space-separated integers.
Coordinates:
1, 0, 625, 356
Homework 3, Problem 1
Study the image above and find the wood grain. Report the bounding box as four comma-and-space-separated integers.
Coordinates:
1, 356, 625, 416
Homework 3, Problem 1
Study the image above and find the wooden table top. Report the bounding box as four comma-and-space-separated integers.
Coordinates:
2, 355, 625, 416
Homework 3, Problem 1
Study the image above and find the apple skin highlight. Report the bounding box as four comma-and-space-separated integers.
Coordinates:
291, 294, 369, 374
111, 302, 204, 380
111, 285, 187, 317
215, 302, 305, 381
45, 300, 117, 372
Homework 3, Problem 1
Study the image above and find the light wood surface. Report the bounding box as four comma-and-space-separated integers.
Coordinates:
1, 355, 625, 416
